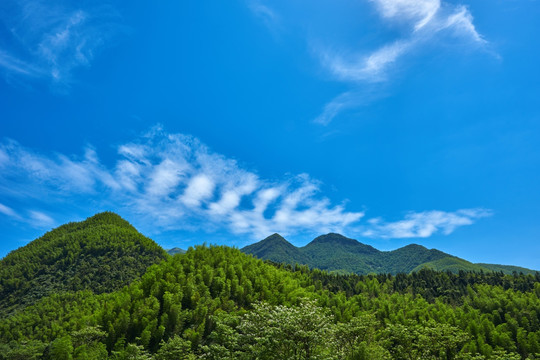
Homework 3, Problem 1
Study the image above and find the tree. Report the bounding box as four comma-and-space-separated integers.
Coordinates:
155, 335, 193, 360
237, 299, 332, 360
49, 336, 74, 360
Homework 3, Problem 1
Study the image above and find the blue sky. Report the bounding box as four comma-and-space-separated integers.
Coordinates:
1, 0, 539, 269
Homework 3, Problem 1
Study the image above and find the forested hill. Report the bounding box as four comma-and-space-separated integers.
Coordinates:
1, 214, 540, 358
1, 244, 540, 359
242, 233, 537, 275
0, 212, 167, 316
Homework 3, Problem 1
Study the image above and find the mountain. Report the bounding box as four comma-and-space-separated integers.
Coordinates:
1, 216, 539, 359
1, 244, 539, 359
413, 258, 538, 275
302, 233, 382, 274
167, 247, 186, 255
242, 233, 308, 265
0, 212, 167, 315
381, 244, 451, 274
242, 233, 537, 275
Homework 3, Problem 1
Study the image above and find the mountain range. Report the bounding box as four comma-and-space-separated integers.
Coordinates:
0, 212, 536, 317
241, 233, 537, 275
1, 212, 538, 359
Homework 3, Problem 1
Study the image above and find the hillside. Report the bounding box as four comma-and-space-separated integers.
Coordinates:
0, 212, 167, 315
242, 233, 537, 275
301, 233, 382, 274
241, 233, 308, 265
1, 244, 539, 359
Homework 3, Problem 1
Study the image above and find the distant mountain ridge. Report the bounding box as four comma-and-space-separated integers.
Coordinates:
167, 247, 186, 255
242, 233, 537, 275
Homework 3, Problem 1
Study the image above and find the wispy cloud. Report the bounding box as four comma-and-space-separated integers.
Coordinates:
314, 0, 487, 124
370, 0, 441, 31
0, 202, 55, 229
247, 0, 281, 32
363, 208, 492, 238
28, 210, 55, 228
246, 0, 488, 125
0, 0, 122, 88
0, 128, 492, 239
320, 40, 413, 84
0, 128, 363, 239
0, 203, 20, 219
321, 0, 486, 84
314, 0, 487, 125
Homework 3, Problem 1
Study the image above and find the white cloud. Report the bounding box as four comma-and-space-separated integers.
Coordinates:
0, 202, 55, 228
247, 0, 489, 126
0, 0, 122, 87
0, 50, 43, 77
308, 0, 488, 124
28, 210, 55, 228
181, 175, 215, 207
370, 0, 441, 31
0, 130, 491, 239
321, 40, 412, 84
321, 1, 485, 86
0, 148, 9, 166
147, 159, 188, 197
441, 5, 485, 44
0, 203, 19, 219
363, 208, 492, 238
0, 129, 364, 238
247, 0, 280, 31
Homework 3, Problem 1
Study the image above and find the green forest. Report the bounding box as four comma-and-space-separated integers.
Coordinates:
1, 213, 539, 359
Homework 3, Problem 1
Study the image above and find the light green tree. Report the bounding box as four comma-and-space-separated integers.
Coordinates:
237, 299, 333, 360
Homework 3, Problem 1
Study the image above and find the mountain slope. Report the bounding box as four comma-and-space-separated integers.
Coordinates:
413, 258, 538, 276
381, 244, 449, 274
0, 212, 167, 315
301, 233, 382, 274
242, 233, 537, 275
242, 233, 308, 265
1, 244, 539, 359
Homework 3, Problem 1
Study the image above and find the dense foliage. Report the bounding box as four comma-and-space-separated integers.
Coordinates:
1, 243, 539, 359
242, 233, 536, 275
0, 212, 167, 316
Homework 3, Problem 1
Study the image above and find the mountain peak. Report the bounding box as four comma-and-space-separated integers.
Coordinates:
303, 233, 380, 260
242, 234, 306, 264
263, 233, 288, 242
308, 233, 358, 245
400, 243, 428, 251
83, 211, 135, 229
245, 233, 295, 250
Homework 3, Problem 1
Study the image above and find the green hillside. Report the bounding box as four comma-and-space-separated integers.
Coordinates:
1, 214, 539, 359
301, 233, 381, 274
409, 258, 538, 276
477, 263, 537, 275
0, 212, 167, 316
412, 256, 491, 273
242, 233, 537, 275
380, 244, 450, 274
242, 233, 308, 265
242, 233, 451, 274
1, 243, 540, 359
